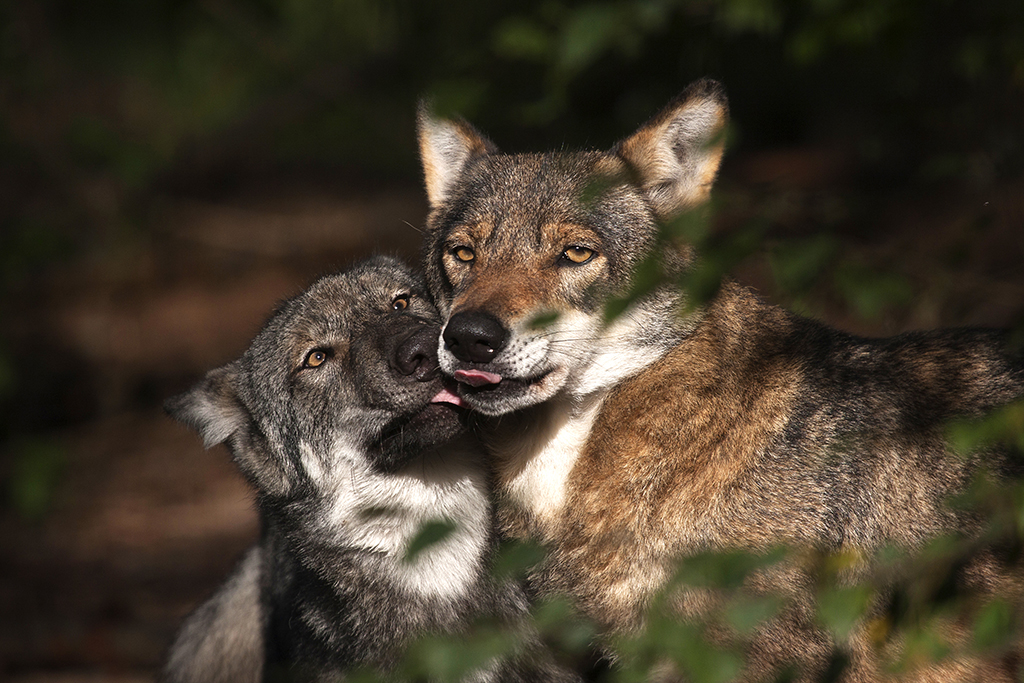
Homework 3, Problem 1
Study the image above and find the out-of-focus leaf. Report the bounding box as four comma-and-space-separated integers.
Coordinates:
491, 538, 547, 580
972, 598, 1015, 652
833, 263, 913, 321
493, 17, 551, 61
726, 594, 784, 635
947, 398, 1024, 456
7, 437, 66, 521
770, 234, 839, 295
817, 584, 873, 640
403, 518, 456, 563
557, 4, 622, 75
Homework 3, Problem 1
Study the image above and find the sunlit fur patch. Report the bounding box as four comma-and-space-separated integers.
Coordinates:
307, 436, 491, 601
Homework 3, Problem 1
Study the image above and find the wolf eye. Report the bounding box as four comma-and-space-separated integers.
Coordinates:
452, 246, 475, 263
304, 349, 331, 368
392, 294, 410, 311
561, 246, 595, 264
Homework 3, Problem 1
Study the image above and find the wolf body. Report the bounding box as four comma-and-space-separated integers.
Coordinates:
417, 82, 1024, 680
160, 257, 577, 683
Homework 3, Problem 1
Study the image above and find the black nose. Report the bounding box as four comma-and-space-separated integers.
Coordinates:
393, 325, 439, 381
443, 311, 507, 364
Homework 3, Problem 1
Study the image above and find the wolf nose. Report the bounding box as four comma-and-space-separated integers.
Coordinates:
443, 311, 507, 364
393, 326, 439, 381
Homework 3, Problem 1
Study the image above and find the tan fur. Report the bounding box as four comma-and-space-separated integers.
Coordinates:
418, 81, 1022, 681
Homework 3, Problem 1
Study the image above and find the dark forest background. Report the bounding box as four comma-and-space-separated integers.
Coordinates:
2, 1, 1023, 680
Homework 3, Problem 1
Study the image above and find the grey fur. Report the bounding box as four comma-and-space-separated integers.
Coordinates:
160, 257, 578, 683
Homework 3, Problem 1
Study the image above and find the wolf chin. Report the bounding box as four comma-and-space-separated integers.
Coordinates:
417, 81, 1024, 680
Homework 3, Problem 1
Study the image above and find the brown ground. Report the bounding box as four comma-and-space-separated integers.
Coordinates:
1, 153, 1022, 681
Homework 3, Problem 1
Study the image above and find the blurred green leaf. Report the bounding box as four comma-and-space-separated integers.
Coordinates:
557, 4, 622, 75
491, 538, 547, 580
947, 398, 1024, 456
817, 584, 873, 640
972, 598, 1015, 652
403, 518, 456, 563
493, 17, 551, 61
726, 594, 784, 635
6, 437, 66, 521
770, 234, 839, 295
718, 0, 783, 34
669, 547, 787, 591
533, 596, 597, 656
833, 263, 913, 321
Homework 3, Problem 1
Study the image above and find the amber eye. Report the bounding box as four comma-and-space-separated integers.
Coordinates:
392, 294, 410, 311
452, 246, 475, 263
304, 349, 330, 368
562, 246, 595, 264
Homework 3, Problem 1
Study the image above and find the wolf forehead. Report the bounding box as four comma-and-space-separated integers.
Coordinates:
256, 257, 431, 341
430, 152, 656, 248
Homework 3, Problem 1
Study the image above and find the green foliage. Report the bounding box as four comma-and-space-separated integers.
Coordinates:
403, 518, 458, 563
5, 436, 66, 521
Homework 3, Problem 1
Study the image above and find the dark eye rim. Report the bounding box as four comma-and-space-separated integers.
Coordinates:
450, 245, 476, 263
392, 293, 411, 311
303, 348, 333, 368
560, 245, 596, 265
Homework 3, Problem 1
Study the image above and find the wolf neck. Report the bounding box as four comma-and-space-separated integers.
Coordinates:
490, 292, 699, 541
295, 436, 491, 602
566, 287, 698, 396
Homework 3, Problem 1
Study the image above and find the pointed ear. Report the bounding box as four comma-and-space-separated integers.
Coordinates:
165, 364, 247, 448
417, 101, 498, 209
613, 79, 728, 219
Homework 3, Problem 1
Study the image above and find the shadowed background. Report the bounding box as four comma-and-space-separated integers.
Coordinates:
1, 1, 1023, 680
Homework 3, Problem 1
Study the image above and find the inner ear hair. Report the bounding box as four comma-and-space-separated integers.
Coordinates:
612, 79, 729, 219
165, 363, 246, 449
416, 101, 498, 210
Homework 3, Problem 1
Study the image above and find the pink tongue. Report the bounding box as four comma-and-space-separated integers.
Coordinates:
430, 387, 466, 406
453, 369, 503, 387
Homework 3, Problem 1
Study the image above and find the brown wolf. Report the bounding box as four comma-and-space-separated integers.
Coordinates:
416, 80, 1024, 680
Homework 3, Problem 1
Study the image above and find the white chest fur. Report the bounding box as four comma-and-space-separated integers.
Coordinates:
301, 437, 491, 601
487, 394, 606, 539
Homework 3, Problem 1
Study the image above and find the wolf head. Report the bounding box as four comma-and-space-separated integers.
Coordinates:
166, 257, 466, 498
417, 80, 728, 415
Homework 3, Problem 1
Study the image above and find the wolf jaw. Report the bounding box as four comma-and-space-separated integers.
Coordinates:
418, 80, 728, 416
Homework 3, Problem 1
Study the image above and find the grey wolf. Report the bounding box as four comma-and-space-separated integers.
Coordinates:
416, 80, 1024, 680
159, 257, 578, 683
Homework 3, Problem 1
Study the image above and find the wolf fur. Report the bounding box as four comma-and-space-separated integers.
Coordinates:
159, 257, 578, 683
417, 81, 1024, 680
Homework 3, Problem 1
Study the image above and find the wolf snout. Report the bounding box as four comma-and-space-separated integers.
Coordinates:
442, 311, 508, 364
393, 325, 441, 381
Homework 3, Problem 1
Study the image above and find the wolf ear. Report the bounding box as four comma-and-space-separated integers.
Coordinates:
417, 102, 498, 209
165, 364, 247, 449
613, 79, 728, 219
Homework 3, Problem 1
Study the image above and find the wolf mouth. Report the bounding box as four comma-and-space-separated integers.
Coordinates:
453, 368, 553, 401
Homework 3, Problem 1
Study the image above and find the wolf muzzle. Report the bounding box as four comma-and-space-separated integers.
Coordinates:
392, 324, 444, 381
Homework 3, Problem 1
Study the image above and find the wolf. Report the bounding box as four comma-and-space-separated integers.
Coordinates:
416, 80, 1024, 680
159, 257, 578, 683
